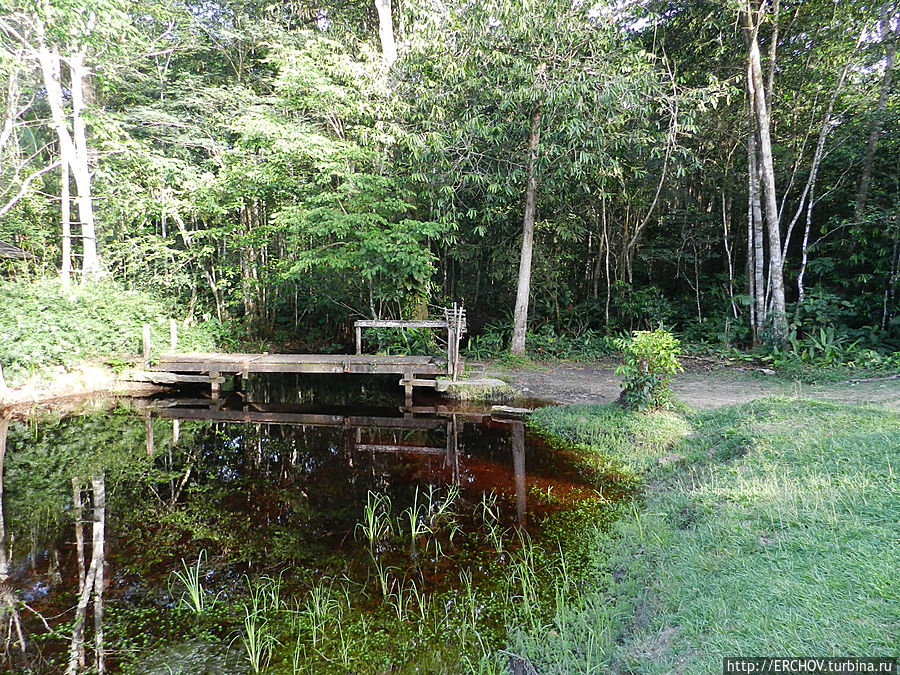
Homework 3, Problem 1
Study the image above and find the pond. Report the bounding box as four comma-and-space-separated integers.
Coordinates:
0, 375, 636, 674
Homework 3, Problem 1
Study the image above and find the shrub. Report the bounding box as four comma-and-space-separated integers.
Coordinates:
0, 278, 221, 386
615, 328, 683, 411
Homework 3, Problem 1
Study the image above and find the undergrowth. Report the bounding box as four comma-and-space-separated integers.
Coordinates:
0, 278, 222, 386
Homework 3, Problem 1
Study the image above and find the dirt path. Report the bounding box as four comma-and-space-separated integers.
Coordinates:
486, 358, 900, 410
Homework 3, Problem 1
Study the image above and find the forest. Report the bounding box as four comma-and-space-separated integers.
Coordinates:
1, 0, 898, 365
1, 2, 899, 672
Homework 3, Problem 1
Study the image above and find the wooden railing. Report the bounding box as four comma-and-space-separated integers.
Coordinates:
354, 304, 467, 380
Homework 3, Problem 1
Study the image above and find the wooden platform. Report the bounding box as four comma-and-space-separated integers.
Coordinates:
153, 353, 446, 376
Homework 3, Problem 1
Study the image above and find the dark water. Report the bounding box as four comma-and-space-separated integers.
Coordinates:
0, 375, 633, 674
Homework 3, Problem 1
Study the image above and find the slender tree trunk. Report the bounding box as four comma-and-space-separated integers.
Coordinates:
792, 45, 859, 306
603, 196, 611, 329
66, 474, 105, 675
510, 106, 542, 355
746, 7, 787, 340
91, 475, 105, 674
722, 192, 737, 318
855, 1, 897, 219
748, 115, 766, 341
68, 53, 100, 278
61, 160, 71, 287
0, 414, 28, 665
36, 41, 100, 280
374, 0, 398, 66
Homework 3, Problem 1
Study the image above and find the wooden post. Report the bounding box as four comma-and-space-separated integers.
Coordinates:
356, 325, 363, 355
210, 371, 220, 399
169, 318, 178, 352
403, 371, 413, 405
0, 362, 7, 397
142, 324, 151, 369
445, 307, 454, 377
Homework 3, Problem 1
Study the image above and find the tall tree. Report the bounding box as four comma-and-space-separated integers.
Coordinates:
401, 0, 673, 353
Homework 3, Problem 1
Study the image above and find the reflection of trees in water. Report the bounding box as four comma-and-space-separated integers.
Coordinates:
0, 411, 129, 673
67, 474, 106, 675
0, 412, 28, 666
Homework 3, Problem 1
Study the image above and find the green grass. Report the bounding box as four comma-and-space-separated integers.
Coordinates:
0, 278, 222, 386
518, 398, 900, 673
528, 404, 693, 474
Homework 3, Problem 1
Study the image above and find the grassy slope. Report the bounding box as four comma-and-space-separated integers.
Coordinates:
0, 278, 222, 386
520, 399, 900, 673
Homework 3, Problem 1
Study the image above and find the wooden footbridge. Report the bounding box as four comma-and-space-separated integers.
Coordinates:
138, 306, 467, 401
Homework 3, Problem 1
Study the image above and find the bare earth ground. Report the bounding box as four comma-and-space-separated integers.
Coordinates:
487, 356, 900, 410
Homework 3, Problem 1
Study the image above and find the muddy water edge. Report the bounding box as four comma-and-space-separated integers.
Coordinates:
0, 374, 638, 674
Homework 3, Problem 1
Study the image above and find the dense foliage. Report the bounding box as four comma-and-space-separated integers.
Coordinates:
0, 279, 220, 384
1, 0, 898, 359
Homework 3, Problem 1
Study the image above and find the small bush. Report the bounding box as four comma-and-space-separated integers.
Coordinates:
615, 328, 683, 411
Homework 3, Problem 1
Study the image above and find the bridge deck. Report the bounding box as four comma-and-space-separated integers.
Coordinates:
153, 353, 446, 376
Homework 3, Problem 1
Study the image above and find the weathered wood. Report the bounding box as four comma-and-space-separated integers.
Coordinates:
169, 318, 178, 352
153, 353, 444, 377
142, 325, 151, 368
124, 371, 225, 385
151, 305, 467, 395
355, 444, 446, 455
0, 363, 7, 395
398, 377, 439, 388
354, 320, 449, 329
149, 405, 447, 430
491, 405, 532, 418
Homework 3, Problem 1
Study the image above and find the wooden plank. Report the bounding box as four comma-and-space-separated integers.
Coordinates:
398, 377, 439, 388
355, 444, 447, 455
354, 320, 448, 329
154, 361, 444, 375
156, 354, 440, 365
150, 407, 446, 430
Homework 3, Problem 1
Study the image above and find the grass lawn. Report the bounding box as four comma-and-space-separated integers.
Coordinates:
519, 398, 900, 674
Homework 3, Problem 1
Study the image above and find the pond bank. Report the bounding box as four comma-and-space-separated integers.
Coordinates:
0, 362, 164, 413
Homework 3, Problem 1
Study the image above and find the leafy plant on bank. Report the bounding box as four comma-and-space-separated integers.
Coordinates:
615, 328, 684, 411
0, 278, 221, 386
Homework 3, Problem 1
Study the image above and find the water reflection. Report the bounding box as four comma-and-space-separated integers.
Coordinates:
0, 376, 622, 673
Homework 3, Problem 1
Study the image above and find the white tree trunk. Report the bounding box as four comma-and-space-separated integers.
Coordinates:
68, 53, 100, 278
374, 0, 398, 66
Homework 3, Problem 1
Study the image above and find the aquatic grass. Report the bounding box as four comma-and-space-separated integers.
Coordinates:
356, 491, 394, 554
170, 550, 214, 614
476, 490, 505, 552
299, 578, 343, 646
237, 605, 278, 674
370, 553, 396, 600
399, 486, 432, 557
458, 569, 479, 641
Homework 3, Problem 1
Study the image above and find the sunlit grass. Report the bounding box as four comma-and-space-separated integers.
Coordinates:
518, 397, 900, 673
